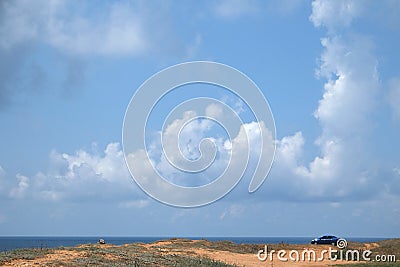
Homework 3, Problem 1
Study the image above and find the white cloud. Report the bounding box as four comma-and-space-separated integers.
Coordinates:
46, 1, 148, 56
36, 142, 141, 201
220, 95, 246, 115
310, 0, 362, 29
260, 0, 392, 201
0, 0, 197, 57
154, 108, 230, 186
0, 0, 45, 49
1, 0, 398, 207
124, 100, 275, 205
0, 0, 147, 56
0, 143, 146, 203
0, 0, 202, 106
294, 35, 379, 189
308, 2, 379, 190
205, 103, 223, 119
157, 105, 273, 188
9, 174, 29, 199
315, 36, 379, 136
275, 132, 304, 168
58, 142, 128, 183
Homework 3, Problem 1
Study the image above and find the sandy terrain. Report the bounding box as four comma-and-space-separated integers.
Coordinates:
1, 238, 398, 266
144, 240, 358, 267
1, 249, 86, 266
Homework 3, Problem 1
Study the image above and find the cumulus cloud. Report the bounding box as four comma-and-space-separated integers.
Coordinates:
275, 132, 304, 168
38, 143, 141, 201
123, 99, 275, 206
301, 35, 379, 184
222, 0, 400, 204
309, 0, 362, 29
0, 168, 31, 200
308, 2, 379, 183
0, 143, 148, 205
263, 0, 397, 202
151, 106, 244, 187
2, 0, 398, 207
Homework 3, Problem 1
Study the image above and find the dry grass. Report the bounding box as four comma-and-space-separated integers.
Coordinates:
0, 238, 398, 267
0, 241, 236, 267
332, 239, 400, 267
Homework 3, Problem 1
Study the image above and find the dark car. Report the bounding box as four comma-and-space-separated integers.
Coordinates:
310, 235, 340, 245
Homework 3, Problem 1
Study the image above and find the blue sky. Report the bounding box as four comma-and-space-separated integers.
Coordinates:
0, 0, 399, 237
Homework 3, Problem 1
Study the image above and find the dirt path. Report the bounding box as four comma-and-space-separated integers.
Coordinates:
1, 240, 382, 267
144, 241, 358, 267
193, 246, 359, 266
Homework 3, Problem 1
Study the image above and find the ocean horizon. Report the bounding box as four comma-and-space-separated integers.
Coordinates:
0, 236, 391, 251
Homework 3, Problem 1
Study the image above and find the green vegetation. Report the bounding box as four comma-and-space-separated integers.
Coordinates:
1, 238, 399, 266
332, 238, 399, 266
0, 248, 51, 262
372, 239, 400, 259
0, 241, 237, 267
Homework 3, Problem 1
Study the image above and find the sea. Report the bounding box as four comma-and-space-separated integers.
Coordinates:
0, 236, 388, 251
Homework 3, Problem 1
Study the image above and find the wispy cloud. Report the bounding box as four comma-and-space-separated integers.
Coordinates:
0, 0, 147, 55
0, 0, 201, 107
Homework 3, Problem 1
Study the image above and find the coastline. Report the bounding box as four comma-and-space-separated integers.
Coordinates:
0, 236, 390, 251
